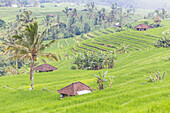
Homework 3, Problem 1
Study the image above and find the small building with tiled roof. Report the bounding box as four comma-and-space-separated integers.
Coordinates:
115, 22, 122, 28
135, 24, 149, 31
58, 82, 95, 99
48, 14, 55, 17
34, 64, 57, 72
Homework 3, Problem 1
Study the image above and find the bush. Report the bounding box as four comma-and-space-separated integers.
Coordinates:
154, 38, 170, 48
71, 65, 77, 70
0, 19, 6, 28
72, 51, 117, 70
145, 71, 166, 82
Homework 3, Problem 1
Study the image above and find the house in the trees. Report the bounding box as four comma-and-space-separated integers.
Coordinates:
135, 24, 149, 31
49, 14, 55, 18
115, 22, 122, 28
11, 4, 18, 8
82, 9, 88, 11
68, 8, 72, 10
34, 64, 57, 72
58, 82, 95, 99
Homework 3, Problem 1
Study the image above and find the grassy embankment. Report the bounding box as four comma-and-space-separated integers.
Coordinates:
0, 47, 169, 113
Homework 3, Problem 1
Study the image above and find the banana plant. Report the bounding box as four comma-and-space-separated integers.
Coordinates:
145, 71, 166, 82
108, 75, 114, 88
94, 70, 108, 90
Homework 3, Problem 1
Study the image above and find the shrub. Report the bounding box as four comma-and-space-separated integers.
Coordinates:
154, 37, 170, 48
71, 65, 77, 70
145, 71, 166, 82
72, 51, 117, 70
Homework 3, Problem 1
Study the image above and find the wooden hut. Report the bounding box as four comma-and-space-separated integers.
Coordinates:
115, 22, 122, 28
68, 8, 72, 10
82, 9, 88, 11
34, 64, 57, 72
58, 82, 95, 99
135, 24, 149, 31
49, 14, 55, 18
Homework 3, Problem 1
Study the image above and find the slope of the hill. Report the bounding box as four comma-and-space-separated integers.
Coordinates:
39, 20, 170, 70
0, 48, 169, 113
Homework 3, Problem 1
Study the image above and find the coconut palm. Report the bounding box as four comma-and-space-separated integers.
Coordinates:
2, 21, 58, 90
94, 70, 108, 90
19, 10, 34, 25
42, 15, 53, 37
3, 37, 20, 74
63, 7, 69, 17
161, 8, 168, 20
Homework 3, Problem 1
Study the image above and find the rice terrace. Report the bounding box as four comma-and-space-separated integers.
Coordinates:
0, 0, 170, 113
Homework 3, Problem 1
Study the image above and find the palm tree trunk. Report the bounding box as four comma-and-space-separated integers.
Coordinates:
16, 58, 18, 74
16, 51, 18, 74
30, 57, 35, 90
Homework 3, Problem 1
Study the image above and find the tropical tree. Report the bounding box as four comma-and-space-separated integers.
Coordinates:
2, 21, 58, 90
42, 15, 53, 37
94, 70, 108, 90
72, 8, 77, 17
63, 7, 69, 18
0, 19, 6, 28
19, 10, 35, 25
160, 8, 168, 20
154, 29, 170, 47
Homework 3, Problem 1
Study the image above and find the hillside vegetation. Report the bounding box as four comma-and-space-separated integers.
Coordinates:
0, 24, 170, 112
0, 5, 170, 112
0, 47, 169, 112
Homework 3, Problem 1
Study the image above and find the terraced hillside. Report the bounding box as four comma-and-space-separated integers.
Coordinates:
40, 24, 169, 70
0, 48, 169, 112
73, 28, 160, 54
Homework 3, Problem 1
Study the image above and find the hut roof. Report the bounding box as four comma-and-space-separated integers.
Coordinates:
34, 64, 57, 72
49, 14, 55, 17
57, 82, 94, 96
135, 24, 149, 29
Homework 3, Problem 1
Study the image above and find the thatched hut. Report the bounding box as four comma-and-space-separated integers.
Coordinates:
135, 24, 149, 31
34, 64, 57, 72
49, 14, 55, 17
58, 82, 95, 99
115, 22, 122, 28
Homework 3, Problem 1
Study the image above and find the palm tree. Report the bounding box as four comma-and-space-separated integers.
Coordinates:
63, 7, 69, 18
94, 70, 108, 90
87, 8, 94, 31
2, 21, 58, 90
161, 8, 168, 20
79, 15, 84, 31
72, 8, 77, 17
3, 35, 20, 74
42, 15, 52, 37
19, 10, 35, 25
97, 10, 102, 21
101, 8, 106, 21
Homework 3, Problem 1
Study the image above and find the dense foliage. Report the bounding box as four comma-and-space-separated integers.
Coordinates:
72, 51, 117, 70
154, 37, 170, 48
0, 19, 5, 28
154, 30, 170, 48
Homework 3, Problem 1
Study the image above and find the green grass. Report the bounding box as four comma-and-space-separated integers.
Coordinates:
0, 6, 170, 112
0, 48, 169, 112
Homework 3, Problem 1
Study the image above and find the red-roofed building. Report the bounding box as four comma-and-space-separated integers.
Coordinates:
135, 24, 149, 31
58, 82, 95, 99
